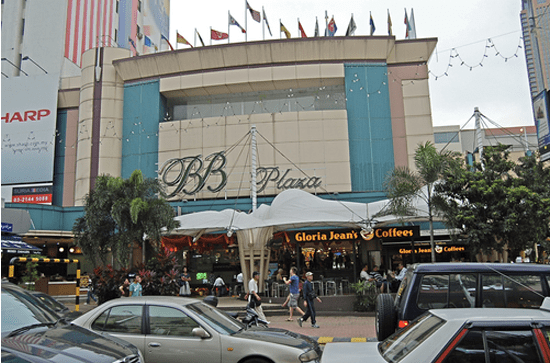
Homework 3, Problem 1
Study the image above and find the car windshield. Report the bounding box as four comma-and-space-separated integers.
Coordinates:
186, 302, 245, 334
2, 287, 60, 335
34, 293, 68, 312
378, 313, 445, 363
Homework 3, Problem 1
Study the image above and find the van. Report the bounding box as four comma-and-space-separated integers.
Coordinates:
375, 262, 550, 340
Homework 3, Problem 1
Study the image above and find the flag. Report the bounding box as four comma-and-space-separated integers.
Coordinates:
211, 29, 229, 40
161, 34, 174, 50
229, 12, 246, 33
144, 35, 153, 47
409, 8, 417, 39
128, 36, 136, 50
345, 14, 356, 36
404, 8, 411, 39
196, 29, 205, 46
327, 16, 337, 36
263, 8, 272, 36
280, 21, 291, 39
177, 32, 192, 47
387, 10, 393, 36
298, 20, 307, 38
369, 13, 376, 36
247, 1, 260, 22
314, 17, 319, 37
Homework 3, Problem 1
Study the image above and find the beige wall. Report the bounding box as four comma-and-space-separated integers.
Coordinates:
158, 110, 351, 200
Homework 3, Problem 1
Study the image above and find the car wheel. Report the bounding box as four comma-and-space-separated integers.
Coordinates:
375, 293, 396, 341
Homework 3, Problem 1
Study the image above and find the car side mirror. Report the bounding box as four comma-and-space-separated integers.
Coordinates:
192, 327, 211, 339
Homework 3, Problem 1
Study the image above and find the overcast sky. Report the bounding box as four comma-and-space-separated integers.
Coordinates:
169, 0, 533, 129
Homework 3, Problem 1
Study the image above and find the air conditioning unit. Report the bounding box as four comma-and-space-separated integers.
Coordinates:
137, 33, 143, 40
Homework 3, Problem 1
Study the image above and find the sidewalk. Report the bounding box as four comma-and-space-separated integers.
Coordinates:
60, 296, 377, 344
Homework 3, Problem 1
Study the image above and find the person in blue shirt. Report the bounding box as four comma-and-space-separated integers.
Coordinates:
298, 271, 322, 328
129, 275, 143, 297
283, 266, 305, 321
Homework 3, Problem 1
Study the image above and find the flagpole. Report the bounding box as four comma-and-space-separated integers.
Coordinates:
297, 18, 299, 37
228, 11, 231, 44
176, 29, 178, 50
245, 0, 248, 42
210, 26, 212, 46
279, 19, 281, 39
194, 29, 196, 47
325, 11, 328, 36
262, 6, 265, 40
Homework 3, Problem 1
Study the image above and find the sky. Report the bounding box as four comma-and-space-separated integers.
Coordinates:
169, 0, 533, 129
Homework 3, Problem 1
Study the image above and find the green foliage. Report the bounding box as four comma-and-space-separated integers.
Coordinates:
21, 261, 40, 290
73, 169, 180, 268
350, 281, 377, 312
435, 145, 550, 257
91, 248, 181, 304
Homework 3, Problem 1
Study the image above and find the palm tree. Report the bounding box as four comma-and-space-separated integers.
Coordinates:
382, 141, 458, 262
73, 170, 180, 268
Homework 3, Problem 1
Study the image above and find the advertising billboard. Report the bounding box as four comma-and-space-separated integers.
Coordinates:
1, 74, 59, 184
533, 90, 550, 162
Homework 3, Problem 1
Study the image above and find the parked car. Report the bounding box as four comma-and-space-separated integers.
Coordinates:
71, 296, 322, 363
1, 282, 143, 363
29, 291, 83, 320
376, 262, 550, 340
322, 298, 550, 362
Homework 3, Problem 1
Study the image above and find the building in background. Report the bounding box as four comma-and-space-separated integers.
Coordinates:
520, 0, 550, 161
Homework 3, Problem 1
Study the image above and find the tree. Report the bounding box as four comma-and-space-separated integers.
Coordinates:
434, 145, 550, 260
73, 170, 180, 268
382, 141, 460, 262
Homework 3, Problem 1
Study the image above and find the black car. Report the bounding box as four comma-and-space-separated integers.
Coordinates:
29, 291, 85, 321
1, 282, 144, 362
375, 262, 550, 340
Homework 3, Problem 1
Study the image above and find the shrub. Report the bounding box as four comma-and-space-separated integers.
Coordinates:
350, 281, 378, 312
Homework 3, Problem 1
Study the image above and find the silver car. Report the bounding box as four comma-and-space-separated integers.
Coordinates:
322, 298, 550, 362
71, 296, 321, 363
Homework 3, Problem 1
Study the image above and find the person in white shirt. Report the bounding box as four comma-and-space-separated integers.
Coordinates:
360, 265, 371, 282
248, 271, 268, 322
235, 272, 244, 295
213, 275, 225, 296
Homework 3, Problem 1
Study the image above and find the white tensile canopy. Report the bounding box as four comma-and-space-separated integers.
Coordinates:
169, 189, 430, 290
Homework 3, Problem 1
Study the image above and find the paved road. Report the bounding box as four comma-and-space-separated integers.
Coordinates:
62, 296, 377, 344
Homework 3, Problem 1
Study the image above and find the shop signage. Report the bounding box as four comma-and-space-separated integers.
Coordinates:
1, 223, 13, 232
159, 151, 323, 198
12, 186, 53, 204
398, 245, 466, 254
290, 226, 420, 243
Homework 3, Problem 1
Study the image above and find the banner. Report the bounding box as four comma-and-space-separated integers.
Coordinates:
1, 74, 59, 184
533, 90, 550, 161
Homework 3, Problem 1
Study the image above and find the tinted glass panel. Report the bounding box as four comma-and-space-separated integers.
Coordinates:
481, 274, 506, 308
92, 305, 142, 334
449, 274, 476, 308
486, 330, 539, 363
503, 275, 544, 308
149, 306, 200, 337
380, 313, 445, 362
445, 329, 485, 363
417, 275, 448, 309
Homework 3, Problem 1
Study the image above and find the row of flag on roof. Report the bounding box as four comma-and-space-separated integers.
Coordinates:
159, 4, 417, 50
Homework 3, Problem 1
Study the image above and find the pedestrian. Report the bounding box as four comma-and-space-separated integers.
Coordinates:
248, 271, 268, 322
85, 273, 97, 305
283, 266, 305, 321
298, 271, 322, 328
370, 265, 389, 293
179, 266, 191, 296
235, 271, 244, 296
213, 275, 225, 296
129, 275, 142, 297
119, 278, 130, 297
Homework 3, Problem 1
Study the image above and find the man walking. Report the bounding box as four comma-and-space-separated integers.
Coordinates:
248, 271, 268, 322
129, 275, 143, 297
298, 272, 322, 328
283, 266, 305, 321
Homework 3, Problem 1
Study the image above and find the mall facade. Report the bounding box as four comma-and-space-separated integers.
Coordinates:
3, 36, 471, 282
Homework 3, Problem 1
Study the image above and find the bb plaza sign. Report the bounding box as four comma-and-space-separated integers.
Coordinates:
158, 151, 323, 198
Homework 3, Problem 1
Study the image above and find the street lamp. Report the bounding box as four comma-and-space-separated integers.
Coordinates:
22, 56, 47, 74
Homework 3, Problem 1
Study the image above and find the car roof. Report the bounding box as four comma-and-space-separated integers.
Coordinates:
430, 305, 550, 325
409, 262, 550, 274
96, 295, 199, 306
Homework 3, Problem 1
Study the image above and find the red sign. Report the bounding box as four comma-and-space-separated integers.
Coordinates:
12, 194, 52, 204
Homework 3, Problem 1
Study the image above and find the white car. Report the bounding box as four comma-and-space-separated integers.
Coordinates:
322, 298, 550, 362
71, 296, 321, 363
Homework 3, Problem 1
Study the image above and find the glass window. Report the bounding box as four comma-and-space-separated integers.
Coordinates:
379, 313, 445, 362
149, 306, 200, 337
445, 329, 485, 363
91, 305, 143, 334
186, 302, 244, 335
434, 132, 459, 144
481, 274, 506, 308
503, 275, 544, 308
417, 275, 449, 309
449, 274, 476, 308
486, 330, 539, 362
